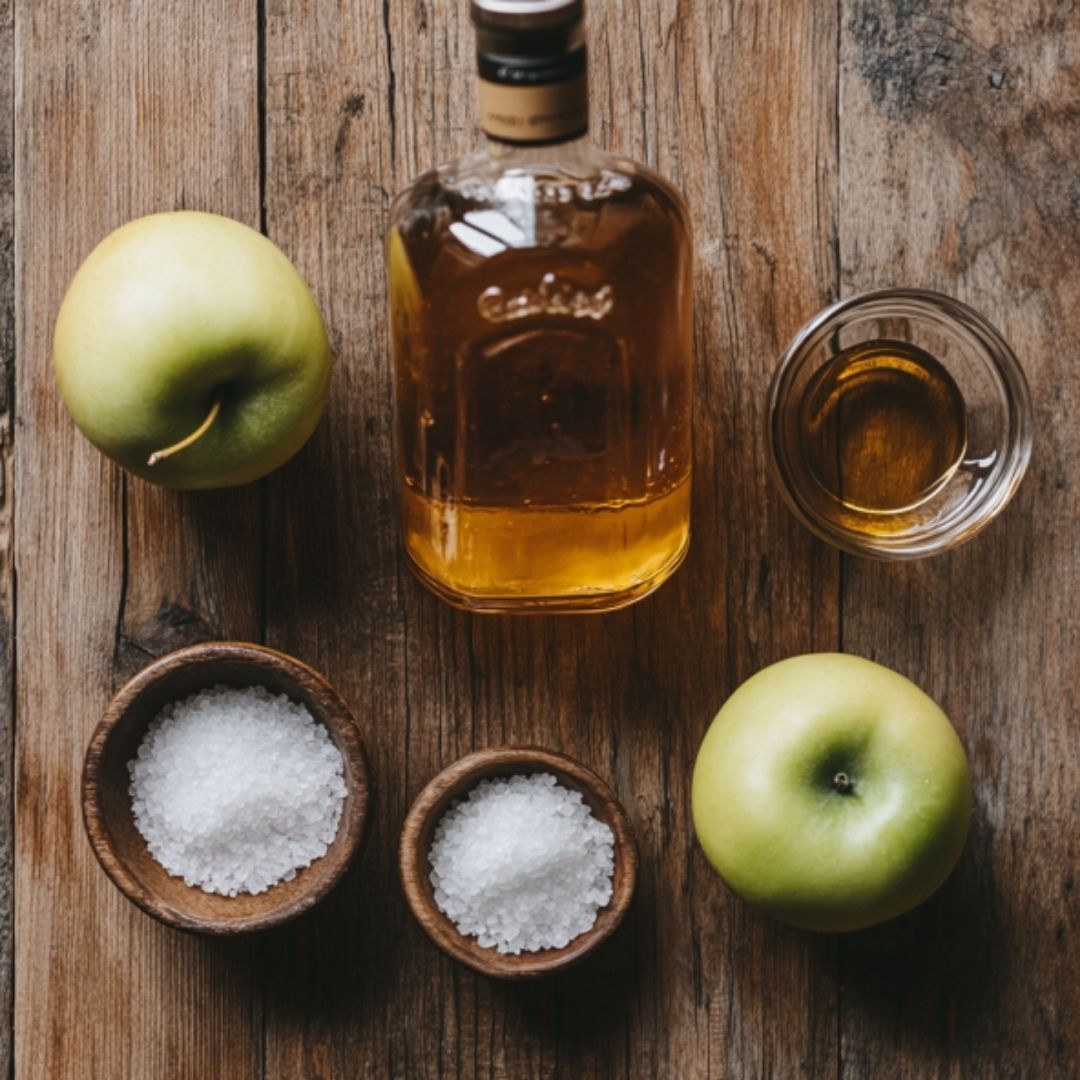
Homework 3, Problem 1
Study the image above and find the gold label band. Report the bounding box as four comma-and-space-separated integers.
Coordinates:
477, 75, 588, 144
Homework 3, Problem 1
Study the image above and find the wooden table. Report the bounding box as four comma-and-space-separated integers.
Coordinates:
5, 2, 1077, 1077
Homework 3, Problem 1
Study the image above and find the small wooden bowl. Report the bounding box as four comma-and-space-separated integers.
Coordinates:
399, 747, 637, 978
82, 642, 372, 934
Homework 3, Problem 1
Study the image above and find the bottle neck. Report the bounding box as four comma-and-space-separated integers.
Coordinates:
483, 130, 591, 164
475, 42, 589, 148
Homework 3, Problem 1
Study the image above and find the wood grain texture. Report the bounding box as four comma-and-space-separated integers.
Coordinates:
836, 3, 1080, 1077
0, 0, 12, 1074
9, 0, 1077, 1076
14, 3, 262, 1077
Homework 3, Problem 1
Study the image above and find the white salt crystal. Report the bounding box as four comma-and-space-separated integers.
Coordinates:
428, 772, 616, 955
128, 684, 347, 897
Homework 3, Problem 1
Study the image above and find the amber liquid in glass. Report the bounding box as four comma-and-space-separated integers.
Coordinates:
390, 168, 692, 611
799, 340, 967, 528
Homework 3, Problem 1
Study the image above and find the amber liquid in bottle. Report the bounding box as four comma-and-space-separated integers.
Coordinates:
388, 2, 692, 612
390, 175, 692, 611
799, 340, 967, 530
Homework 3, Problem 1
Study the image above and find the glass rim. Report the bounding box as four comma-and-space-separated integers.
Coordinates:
767, 287, 1034, 560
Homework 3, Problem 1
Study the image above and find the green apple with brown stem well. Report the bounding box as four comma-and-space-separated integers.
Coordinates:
54, 211, 331, 489
692, 652, 973, 932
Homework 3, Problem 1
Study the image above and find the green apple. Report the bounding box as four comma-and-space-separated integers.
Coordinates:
54, 211, 331, 489
692, 653, 972, 932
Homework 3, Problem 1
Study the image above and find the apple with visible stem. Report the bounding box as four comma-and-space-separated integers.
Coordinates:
692, 653, 972, 932
54, 211, 332, 489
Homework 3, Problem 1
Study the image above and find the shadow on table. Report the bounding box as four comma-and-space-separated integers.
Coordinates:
211, 851, 642, 1058
230, 854, 396, 1033
504, 912, 642, 1048
836, 830, 1010, 1049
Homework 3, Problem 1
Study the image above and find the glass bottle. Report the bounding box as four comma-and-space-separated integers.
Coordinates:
388, 0, 693, 612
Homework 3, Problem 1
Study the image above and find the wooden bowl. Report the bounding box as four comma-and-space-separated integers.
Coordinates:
82, 642, 372, 934
399, 747, 637, 978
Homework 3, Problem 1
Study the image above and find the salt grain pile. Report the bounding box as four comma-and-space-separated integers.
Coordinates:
129, 685, 347, 896
429, 773, 615, 954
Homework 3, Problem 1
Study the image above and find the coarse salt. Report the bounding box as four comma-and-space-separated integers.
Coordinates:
128, 684, 347, 897
428, 772, 615, 954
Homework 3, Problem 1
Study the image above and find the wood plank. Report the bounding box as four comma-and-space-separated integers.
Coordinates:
838, 2, 1079, 1077
14, 3, 262, 1077
262, 0, 839, 1076
0, 0, 13, 1072
260, 2, 408, 1075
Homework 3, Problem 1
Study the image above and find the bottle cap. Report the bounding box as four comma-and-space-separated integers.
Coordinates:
471, 1, 582, 28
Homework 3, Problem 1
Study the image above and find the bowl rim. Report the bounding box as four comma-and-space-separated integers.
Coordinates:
398, 745, 638, 979
766, 286, 1034, 559
81, 640, 372, 935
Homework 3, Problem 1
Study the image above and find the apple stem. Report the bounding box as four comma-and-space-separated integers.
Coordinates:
833, 772, 855, 794
147, 398, 222, 467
